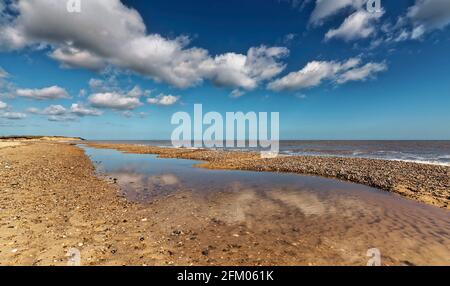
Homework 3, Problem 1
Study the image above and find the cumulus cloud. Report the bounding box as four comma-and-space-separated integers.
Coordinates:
198, 46, 289, 90
42, 104, 67, 115
0, 100, 7, 109
89, 92, 142, 110
325, 10, 384, 41
268, 58, 386, 91
16, 86, 70, 100
147, 94, 180, 106
0, 0, 288, 90
85, 79, 149, 111
0, 26, 27, 50
70, 103, 102, 116
27, 103, 101, 120
49, 46, 106, 70
127, 86, 151, 98
88, 78, 105, 90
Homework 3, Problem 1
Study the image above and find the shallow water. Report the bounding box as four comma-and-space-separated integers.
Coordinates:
87, 140, 450, 165
82, 146, 450, 265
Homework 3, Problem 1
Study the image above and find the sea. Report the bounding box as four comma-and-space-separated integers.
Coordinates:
87, 140, 450, 166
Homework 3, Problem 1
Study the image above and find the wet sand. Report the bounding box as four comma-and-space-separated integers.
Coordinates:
86, 143, 450, 209
1, 141, 449, 266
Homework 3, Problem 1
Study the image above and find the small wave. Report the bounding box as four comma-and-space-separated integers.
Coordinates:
276, 149, 450, 166
389, 158, 450, 167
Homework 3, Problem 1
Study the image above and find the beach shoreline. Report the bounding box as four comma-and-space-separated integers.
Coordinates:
1, 141, 449, 266
84, 142, 450, 209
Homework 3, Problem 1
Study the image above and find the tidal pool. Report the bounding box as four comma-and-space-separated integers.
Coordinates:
82, 146, 450, 266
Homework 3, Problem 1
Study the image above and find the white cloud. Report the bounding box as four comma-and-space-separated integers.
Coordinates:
1, 112, 26, 120
0, 0, 288, 90
49, 46, 106, 70
408, 0, 450, 31
310, 0, 366, 25
16, 86, 70, 100
200, 53, 253, 89
119, 111, 148, 118
268, 58, 386, 91
86, 79, 148, 111
88, 78, 105, 90
42, 104, 67, 115
198, 46, 289, 90
336, 62, 387, 84
27, 103, 101, 119
87, 75, 150, 98
147, 94, 180, 106
383, 0, 450, 43
0, 100, 7, 109
411, 25, 426, 39
394, 29, 410, 42
230, 89, 245, 98
246, 46, 290, 82
70, 103, 102, 117
47, 114, 76, 122
325, 10, 384, 41
127, 86, 151, 98
0, 25, 27, 51
268, 58, 358, 91
89, 92, 142, 110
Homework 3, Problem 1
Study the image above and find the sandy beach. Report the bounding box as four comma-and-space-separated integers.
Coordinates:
0, 142, 22, 149
2, 0, 450, 271
1, 141, 449, 266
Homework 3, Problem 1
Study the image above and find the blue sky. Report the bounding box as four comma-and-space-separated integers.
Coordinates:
0, 0, 449, 140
